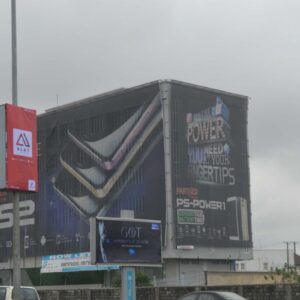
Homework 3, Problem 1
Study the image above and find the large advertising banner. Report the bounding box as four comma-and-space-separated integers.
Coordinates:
0, 104, 38, 192
171, 85, 251, 248
0, 85, 166, 259
94, 218, 162, 266
41, 252, 120, 273
0, 81, 252, 260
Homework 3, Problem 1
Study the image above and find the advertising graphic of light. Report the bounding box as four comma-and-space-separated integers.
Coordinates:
152, 223, 160, 230
224, 143, 230, 154
128, 248, 136, 256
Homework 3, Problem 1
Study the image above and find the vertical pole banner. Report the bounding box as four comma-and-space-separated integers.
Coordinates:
6, 104, 38, 192
0, 105, 6, 189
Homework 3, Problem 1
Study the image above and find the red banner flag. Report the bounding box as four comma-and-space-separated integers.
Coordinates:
6, 104, 38, 192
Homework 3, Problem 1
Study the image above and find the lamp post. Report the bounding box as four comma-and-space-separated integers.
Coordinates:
11, 0, 21, 299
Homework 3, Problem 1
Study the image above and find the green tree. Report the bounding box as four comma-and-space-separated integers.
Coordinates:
275, 267, 300, 283
112, 271, 152, 287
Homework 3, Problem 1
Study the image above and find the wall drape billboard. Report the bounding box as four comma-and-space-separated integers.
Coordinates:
171, 84, 251, 248
0, 84, 166, 259
0, 80, 252, 260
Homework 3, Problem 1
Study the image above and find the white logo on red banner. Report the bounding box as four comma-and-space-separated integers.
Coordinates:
13, 128, 33, 158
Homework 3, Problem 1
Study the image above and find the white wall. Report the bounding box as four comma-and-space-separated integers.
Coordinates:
236, 249, 295, 272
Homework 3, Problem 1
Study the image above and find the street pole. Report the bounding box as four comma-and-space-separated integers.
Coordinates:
285, 241, 290, 271
293, 241, 297, 271
120, 210, 136, 300
11, 0, 17, 105
11, 0, 21, 299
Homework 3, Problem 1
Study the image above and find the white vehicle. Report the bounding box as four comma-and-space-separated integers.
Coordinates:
0, 286, 40, 300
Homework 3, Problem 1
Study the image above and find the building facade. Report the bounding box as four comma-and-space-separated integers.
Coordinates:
0, 80, 252, 286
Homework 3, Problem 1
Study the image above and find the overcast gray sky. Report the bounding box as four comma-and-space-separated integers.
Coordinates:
1, 0, 299, 250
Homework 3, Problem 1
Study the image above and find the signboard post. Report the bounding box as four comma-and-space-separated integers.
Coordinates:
120, 210, 135, 300
0, 104, 37, 300
121, 267, 136, 300
0, 105, 37, 296
6, 2, 38, 296
11, 0, 20, 297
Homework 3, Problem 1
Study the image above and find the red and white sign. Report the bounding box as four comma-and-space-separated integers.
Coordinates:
5, 104, 38, 192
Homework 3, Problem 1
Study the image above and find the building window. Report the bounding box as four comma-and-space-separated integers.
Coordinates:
241, 263, 245, 271
263, 263, 268, 271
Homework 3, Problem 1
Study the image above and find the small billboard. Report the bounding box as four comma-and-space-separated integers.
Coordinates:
91, 217, 162, 266
0, 104, 38, 192
41, 252, 120, 273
